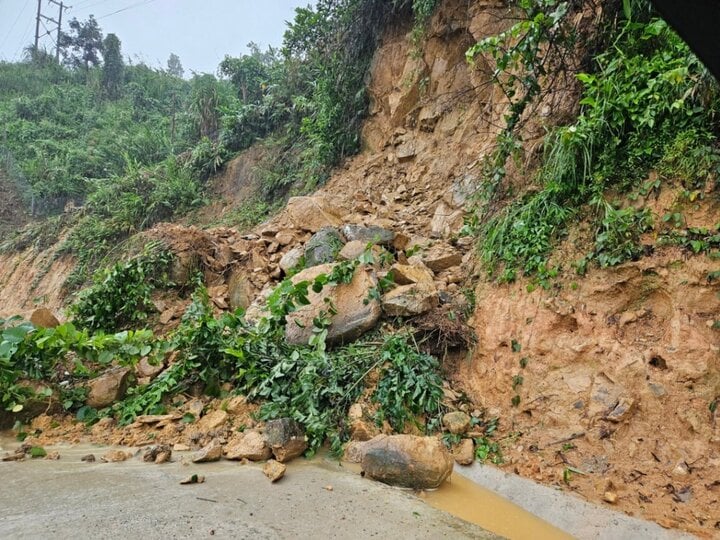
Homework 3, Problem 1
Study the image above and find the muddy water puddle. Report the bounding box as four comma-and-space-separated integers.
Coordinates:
422, 471, 572, 539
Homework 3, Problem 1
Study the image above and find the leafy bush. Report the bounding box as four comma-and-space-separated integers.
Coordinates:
70, 245, 174, 332
372, 334, 444, 431
591, 202, 653, 268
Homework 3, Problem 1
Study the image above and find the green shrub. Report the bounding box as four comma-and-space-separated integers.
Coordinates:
70, 245, 174, 332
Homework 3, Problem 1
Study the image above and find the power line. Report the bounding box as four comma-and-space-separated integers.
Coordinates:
72, 0, 114, 12
12, 16, 35, 61
97, 0, 157, 20
0, 0, 31, 50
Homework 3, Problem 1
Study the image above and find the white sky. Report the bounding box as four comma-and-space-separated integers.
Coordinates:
0, 0, 310, 74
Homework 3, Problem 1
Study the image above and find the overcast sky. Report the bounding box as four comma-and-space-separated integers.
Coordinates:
0, 0, 310, 74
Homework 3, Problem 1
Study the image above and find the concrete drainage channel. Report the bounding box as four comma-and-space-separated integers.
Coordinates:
450, 464, 694, 540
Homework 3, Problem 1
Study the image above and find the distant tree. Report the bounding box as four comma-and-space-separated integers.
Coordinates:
189, 74, 222, 140
167, 53, 184, 78
59, 15, 104, 71
219, 43, 276, 103
101, 34, 124, 98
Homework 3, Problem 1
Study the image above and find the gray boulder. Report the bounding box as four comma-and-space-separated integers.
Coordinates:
304, 227, 344, 267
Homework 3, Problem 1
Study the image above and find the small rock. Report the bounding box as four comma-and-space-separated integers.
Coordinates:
81, 454, 96, 463
86, 368, 131, 409
429, 202, 464, 239
227, 271, 255, 311
196, 410, 228, 432
381, 282, 438, 317
44, 451, 61, 461
136, 357, 165, 380
453, 439, 475, 466
279, 246, 305, 273
603, 491, 618, 504
606, 397, 635, 423
323, 485, 333, 491
143, 445, 173, 464
393, 233, 411, 251
389, 263, 434, 285
265, 418, 307, 463
101, 450, 130, 463
361, 435, 454, 489
184, 399, 205, 419
443, 411, 471, 435
225, 396, 249, 415
263, 459, 287, 482
421, 247, 462, 273
350, 419, 380, 442
275, 230, 295, 246
224, 431, 272, 461
30, 308, 60, 328
136, 414, 181, 424
648, 382, 666, 397
180, 474, 205, 485
192, 441, 223, 463
338, 240, 380, 261
173, 444, 191, 452
1, 452, 25, 462
673, 461, 690, 476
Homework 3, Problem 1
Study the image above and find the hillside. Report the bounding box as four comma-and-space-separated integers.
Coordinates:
1, 0, 719, 536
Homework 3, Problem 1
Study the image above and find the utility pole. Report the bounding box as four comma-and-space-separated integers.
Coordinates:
34, 0, 70, 62
34, 0, 41, 51
48, 0, 68, 62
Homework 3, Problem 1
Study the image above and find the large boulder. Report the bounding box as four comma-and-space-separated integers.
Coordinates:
304, 227, 344, 267
361, 435, 454, 489
285, 264, 381, 346
285, 196, 343, 233
381, 283, 438, 317
86, 368, 131, 409
264, 418, 307, 463
224, 430, 272, 461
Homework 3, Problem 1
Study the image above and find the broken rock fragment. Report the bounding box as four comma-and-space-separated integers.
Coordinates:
264, 418, 307, 463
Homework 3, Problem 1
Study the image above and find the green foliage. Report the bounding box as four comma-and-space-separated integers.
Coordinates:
70, 245, 174, 332
590, 202, 653, 268
657, 128, 720, 190
372, 334, 444, 431
0, 315, 155, 413
471, 1, 720, 282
